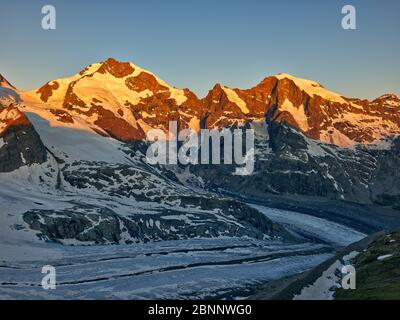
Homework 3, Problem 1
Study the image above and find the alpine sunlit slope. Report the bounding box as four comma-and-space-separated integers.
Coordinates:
20, 58, 205, 141
16, 58, 400, 148
203, 73, 400, 147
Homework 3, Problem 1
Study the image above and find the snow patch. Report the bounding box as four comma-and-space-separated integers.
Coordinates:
377, 254, 393, 261
280, 99, 309, 131
222, 86, 249, 114
0, 138, 6, 149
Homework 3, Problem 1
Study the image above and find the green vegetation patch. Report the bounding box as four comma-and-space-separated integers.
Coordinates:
336, 231, 400, 300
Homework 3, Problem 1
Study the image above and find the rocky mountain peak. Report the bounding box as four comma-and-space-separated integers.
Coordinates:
0, 105, 30, 134
97, 57, 136, 78
0, 105, 47, 172
0, 74, 14, 89
372, 93, 400, 105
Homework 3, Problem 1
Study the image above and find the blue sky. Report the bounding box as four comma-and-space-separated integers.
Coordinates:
0, 0, 399, 99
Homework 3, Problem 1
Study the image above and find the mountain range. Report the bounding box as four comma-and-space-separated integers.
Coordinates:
7, 58, 400, 146
1, 58, 400, 245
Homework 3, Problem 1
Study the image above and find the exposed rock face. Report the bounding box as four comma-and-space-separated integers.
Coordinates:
87, 105, 146, 141
17, 151, 287, 244
187, 119, 400, 209
37, 81, 60, 102
369, 137, 400, 209
0, 106, 47, 172
0, 105, 31, 131
125, 72, 167, 92
23, 199, 283, 244
0, 77, 47, 172
97, 57, 135, 78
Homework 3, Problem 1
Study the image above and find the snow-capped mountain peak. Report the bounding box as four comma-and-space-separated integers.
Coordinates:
18, 58, 201, 141
273, 73, 347, 104
200, 73, 400, 148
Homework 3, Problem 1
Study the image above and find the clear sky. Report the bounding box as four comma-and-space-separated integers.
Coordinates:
0, 0, 399, 99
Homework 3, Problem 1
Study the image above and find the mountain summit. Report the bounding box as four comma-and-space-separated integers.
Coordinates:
19, 58, 204, 141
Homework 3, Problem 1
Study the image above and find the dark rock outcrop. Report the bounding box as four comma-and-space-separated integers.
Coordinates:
0, 106, 47, 172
